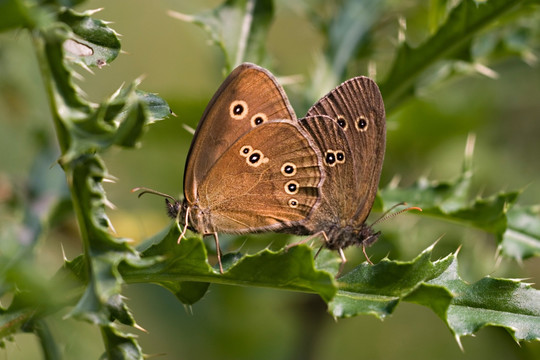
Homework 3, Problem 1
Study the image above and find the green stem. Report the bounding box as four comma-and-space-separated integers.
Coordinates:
33, 320, 62, 360
32, 30, 70, 155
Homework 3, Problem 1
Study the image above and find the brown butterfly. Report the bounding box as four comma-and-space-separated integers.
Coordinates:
135, 63, 392, 274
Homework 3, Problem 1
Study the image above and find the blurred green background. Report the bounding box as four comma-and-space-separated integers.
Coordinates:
1, 0, 539, 359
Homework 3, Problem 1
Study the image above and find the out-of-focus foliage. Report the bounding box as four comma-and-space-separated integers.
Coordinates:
1, 0, 539, 359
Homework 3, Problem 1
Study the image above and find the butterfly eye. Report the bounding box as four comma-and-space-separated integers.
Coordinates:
355, 116, 368, 131
240, 145, 253, 157
324, 150, 337, 167
336, 116, 348, 130
230, 100, 248, 120
284, 180, 299, 195
250, 113, 268, 127
280, 162, 297, 177
288, 198, 299, 208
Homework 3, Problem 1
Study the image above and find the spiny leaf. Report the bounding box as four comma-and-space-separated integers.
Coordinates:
169, 0, 274, 71
28, 5, 172, 358
329, 244, 452, 319
59, 8, 121, 69
380, 0, 531, 110
100, 325, 143, 360
119, 225, 336, 304
331, 244, 540, 344
65, 156, 136, 327
380, 142, 520, 244
425, 256, 540, 344
500, 205, 540, 261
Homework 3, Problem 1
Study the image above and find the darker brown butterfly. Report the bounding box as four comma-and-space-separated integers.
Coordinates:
135, 63, 393, 274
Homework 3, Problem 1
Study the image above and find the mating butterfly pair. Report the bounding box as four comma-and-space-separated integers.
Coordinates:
136, 63, 386, 275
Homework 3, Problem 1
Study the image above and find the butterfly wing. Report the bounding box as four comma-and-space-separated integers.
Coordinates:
196, 120, 324, 233
298, 115, 357, 229
184, 63, 296, 204
305, 77, 386, 225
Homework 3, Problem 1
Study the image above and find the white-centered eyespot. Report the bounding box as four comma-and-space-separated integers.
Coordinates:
280, 162, 297, 177
230, 100, 248, 120
240, 145, 253, 157
284, 180, 299, 195
288, 198, 299, 208
324, 150, 337, 167
335, 150, 345, 164
336, 115, 348, 130
246, 150, 269, 167
355, 115, 369, 132
250, 112, 268, 127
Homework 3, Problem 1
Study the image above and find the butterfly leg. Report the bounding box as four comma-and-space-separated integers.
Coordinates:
177, 207, 190, 244
362, 242, 374, 265
211, 232, 224, 274
337, 248, 347, 277
312, 232, 331, 260
285, 231, 328, 251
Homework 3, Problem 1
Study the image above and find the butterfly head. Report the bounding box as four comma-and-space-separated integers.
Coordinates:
321, 222, 381, 251
132, 186, 184, 220
165, 197, 182, 219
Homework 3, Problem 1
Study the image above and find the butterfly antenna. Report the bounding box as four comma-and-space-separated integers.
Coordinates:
371, 202, 422, 226
131, 187, 178, 203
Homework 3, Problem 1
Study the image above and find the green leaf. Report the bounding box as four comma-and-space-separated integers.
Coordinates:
304, 0, 383, 106
426, 256, 540, 344
136, 90, 174, 122
100, 326, 143, 360
380, 143, 519, 244
329, 244, 452, 319
120, 225, 336, 304
65, 156, 138, 327
59, 8, 121, 69
325, 0, 382, 78
169, 0, 274, 71
380, 0, 532, 111
331, 244, 540, 344
500, 205, 540, 260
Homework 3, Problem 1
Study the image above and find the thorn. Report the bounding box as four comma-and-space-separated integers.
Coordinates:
71, 70, 85, 81
454, 244, 463, 256
61, 243, 68, 262
398, 16, 407, 44
108, 219, 117, 234
388, 174, 401, 189
183, 304, 194, 315
86, 8, 104, 16
104, 198, 117, 210
473, 63, 499, 79
133, 323, 148, 333
455, 334, 464, 352
168, 10, 195, 22
182, 123, 196, 135
276, 74, 304, 86
103, 174, 118, 183
367, 60, 377, 80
